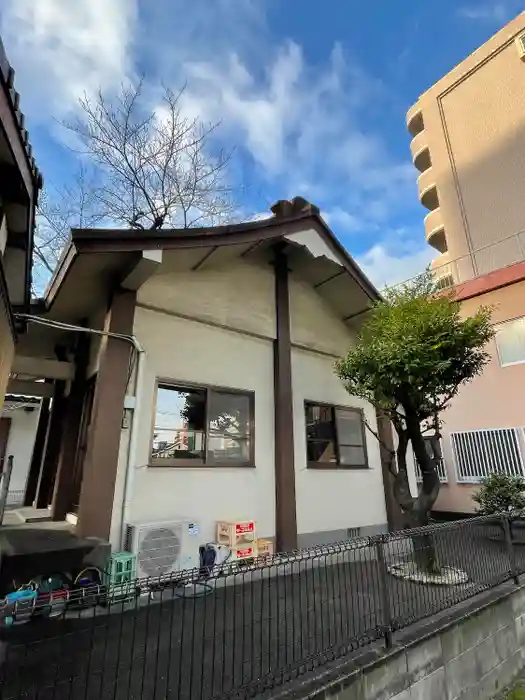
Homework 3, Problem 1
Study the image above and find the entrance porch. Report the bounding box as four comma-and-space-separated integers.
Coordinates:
0, 292, 136, 593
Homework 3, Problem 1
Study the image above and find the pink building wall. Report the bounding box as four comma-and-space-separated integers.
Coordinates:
435, 278, 525, 514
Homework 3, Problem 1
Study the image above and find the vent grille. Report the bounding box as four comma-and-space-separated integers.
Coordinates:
451, 428, 525, 482
132, 525, 183, 578
347, 527, 361, 539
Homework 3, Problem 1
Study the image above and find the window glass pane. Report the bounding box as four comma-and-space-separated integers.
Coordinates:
496, 318, 525, 365
335, 409, 363, 446
307, 440, 337, 463
207, 391, 251, 464
339, 445, 366, 466
151, 386, 206, 461
305, 404, 337, 463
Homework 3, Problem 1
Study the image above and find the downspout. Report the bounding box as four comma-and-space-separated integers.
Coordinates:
14, 313, 144, 548
120, 345, 145, 547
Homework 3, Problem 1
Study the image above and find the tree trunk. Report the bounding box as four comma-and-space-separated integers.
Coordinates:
404, 411, 442, 574
392, 429, 413, 515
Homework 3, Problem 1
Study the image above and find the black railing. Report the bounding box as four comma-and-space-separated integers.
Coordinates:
0, 515, 521, 700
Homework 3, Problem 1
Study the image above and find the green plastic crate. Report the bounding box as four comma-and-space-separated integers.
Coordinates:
104, 552, 136, 600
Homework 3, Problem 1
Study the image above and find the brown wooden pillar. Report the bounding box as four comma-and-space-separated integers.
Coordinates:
76, 290, 135, 541
273, 243, 297, 552
375, 409, 404, 531
51, 330, 90, 521
23, 393, 51, 506
35, 379, 67, 509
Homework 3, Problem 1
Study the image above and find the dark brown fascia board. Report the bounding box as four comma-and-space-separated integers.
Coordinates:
71, 213, 381, 303
0, 255, 17, 340
70, 213, 286, 244
43, 212, 380, 311
43, 242, 78, 310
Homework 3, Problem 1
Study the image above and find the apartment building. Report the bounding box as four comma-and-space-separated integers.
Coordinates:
407, 11, 525, 514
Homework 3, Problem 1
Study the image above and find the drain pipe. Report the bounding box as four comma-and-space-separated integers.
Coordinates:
120, 347, 145, 547
14, 313, 145, 549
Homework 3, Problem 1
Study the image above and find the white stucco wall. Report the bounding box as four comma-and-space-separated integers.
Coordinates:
289, 272, 353, 356
137, 258, 276, 338
113, 305, 275, 549
291, 348, 388, 538
112, 245, 391, 550
1, 404, 40, 499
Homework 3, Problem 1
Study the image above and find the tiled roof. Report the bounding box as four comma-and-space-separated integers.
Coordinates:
0, 36, 43, 188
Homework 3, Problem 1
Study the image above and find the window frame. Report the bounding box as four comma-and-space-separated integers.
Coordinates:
304, 400, 369, 470
494, 316, 525, 367
150, 379, 256, 468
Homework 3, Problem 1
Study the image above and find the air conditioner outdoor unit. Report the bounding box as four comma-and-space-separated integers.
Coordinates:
125, 519, 201, 581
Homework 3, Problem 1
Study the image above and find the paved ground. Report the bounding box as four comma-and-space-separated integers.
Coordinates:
0, 520, 521, 700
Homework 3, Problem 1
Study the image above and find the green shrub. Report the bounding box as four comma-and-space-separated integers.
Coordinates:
473, 473, 525, 520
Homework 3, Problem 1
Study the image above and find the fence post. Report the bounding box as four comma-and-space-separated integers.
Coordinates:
375, 535, 393, 649
502, 515, 519, 585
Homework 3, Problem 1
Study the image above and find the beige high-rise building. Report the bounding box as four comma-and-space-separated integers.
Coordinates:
408, 11, 525, 283
406, 12, 525, 515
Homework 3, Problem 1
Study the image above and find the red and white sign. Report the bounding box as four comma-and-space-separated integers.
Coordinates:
235, 521, 255, 535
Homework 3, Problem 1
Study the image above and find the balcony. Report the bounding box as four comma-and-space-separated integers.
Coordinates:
410, 133, 431, 173
417, 169, 439, 210
424, 209, 447, 253
406, 103, 424, 137
431, 251, 450, 270
392, 230, 525, 292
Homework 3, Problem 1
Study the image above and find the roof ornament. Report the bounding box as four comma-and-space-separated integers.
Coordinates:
270, 196, 320, 218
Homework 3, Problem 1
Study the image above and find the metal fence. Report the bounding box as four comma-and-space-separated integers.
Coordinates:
0, 515, 521, 700
387, 229, 525, 293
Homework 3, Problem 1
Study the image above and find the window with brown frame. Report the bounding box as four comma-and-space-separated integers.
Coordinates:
305, 403, 368, 469
150, 382, 254, 467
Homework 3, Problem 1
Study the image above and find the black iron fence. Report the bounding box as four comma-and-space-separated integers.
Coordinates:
0, 515, 522, 700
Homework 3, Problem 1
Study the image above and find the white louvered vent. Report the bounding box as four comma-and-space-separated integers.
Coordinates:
451, 428, 525, 483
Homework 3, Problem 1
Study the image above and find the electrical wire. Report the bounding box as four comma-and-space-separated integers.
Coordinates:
14, 312, 142, 391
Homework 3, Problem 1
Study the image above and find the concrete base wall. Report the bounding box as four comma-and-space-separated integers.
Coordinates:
282, 583, 525, 700
297, 522, 388, 549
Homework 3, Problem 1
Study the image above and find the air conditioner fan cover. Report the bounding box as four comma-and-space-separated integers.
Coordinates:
137, 526, 182, 577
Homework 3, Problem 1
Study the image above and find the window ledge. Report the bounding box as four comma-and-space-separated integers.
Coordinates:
148, 462, 256, 469
500, 359, 525, 368
307, 462, 370, 470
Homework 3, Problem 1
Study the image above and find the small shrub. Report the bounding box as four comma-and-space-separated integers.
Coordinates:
473, 473, 525, 521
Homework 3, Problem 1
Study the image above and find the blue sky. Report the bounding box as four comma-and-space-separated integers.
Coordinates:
0, 0, 523, 288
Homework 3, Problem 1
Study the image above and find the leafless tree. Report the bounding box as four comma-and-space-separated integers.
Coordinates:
65, 80, 235, 230
33, 80, 237, 284
32, 165, 103, 292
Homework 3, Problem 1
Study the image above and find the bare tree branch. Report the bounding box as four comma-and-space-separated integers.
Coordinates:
61, 81, 236, 231
32, 80, 239, 287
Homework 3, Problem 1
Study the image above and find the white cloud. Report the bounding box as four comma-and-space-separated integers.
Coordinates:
0, 0, 137, 115
458, 2, 520, 24
173, 38, 414, 234
357, 244, 435, 289
322, 207, 364, 233
3, 0, 425, 277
